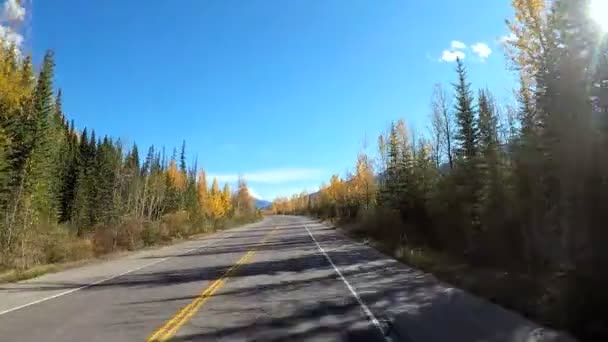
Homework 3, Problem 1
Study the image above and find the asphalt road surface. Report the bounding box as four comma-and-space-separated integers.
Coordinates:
0, 216, 574, 341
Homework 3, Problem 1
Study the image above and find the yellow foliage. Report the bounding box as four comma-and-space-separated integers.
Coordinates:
197, 169, 209, 217
327, 174, 346, 204
222, 183, 232, 215
208, 178, 226, 221
349, 153, 377, 208
234, 178, 254, 216
0, 46, 32, 115
166, 160, 186, 190
505, 0, 548, 80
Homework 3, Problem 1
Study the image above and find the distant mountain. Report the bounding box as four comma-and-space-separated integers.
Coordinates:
254, 198, 271, 209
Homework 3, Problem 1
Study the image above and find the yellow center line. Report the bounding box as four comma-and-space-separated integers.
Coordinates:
146, 227, 278, 342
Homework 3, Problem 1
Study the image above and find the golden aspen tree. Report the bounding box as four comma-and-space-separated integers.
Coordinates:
208, 178, 225, 222
221, 183, 232, 216
166, 160, 186, 191
505, 0, 549, 79
352, 153, 376, 209
234, 177, 254, 216
197, 169, 209, 217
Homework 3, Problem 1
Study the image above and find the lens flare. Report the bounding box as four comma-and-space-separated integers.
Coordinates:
590, 0, 608, 32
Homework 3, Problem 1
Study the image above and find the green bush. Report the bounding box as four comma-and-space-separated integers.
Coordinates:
39, 226, 94, 264
141, 221, 162, 246
355, 206, 404, 247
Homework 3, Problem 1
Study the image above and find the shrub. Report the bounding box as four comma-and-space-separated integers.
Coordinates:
41, 226, 94, 263
162, 211, 191, 239
141, 221, 162, 246
355, 206, 404, 247
92, 224, 117, 255
116, 217, 145, 251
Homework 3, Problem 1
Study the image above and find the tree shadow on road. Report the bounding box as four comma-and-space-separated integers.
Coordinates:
0, 219, 566, 341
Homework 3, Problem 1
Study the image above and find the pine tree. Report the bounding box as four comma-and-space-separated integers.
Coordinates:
55, 90, 77, 222
72, 128, 96, 232
94, 137, 120, 224
452, 57, 482, 255
477, 89, 509, 239
179, 140, 187, 174
183, 159, 200, 222
379, 123, 400, 209
453, 58, 478, 164
28, 50, 60, 223
477, 88, 501, 184
396, 120, 414, 214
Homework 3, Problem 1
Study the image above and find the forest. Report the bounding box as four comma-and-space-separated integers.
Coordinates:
0, 49, 259, 274
273, 0, 608, 340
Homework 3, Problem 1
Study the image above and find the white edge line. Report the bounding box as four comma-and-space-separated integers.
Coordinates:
304, 224, 388, 338
0, 230, 239, 316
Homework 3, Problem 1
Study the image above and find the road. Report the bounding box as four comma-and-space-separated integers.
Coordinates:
0, 216, 573, 341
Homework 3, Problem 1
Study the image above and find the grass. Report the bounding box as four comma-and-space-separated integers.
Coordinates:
0, 262, 86, 283
0, 214, 263, 284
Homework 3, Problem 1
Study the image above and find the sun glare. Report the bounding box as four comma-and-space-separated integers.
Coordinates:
590, 0, 608, 32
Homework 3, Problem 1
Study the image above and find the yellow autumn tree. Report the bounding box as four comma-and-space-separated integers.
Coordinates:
166, 160, 186, 191
233, 177, 255, 217
208, 178, 225, 224
326, 174, 347, 216
350, 153, 376, 209
221, 183, 232, 216
271, 196, 291, 214
197, 169, 209, 218
505, 0, 549, 79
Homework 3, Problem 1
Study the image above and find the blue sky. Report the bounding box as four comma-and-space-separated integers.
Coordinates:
24, 0, 516, 199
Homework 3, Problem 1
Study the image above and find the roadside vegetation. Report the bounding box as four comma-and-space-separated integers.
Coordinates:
0, 42, 260, 277
273, 1, 608, 340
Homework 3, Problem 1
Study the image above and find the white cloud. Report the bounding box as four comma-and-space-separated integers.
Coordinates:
499, 33, 517, 45
451, 40, 466, 50
209, 168, 323, 184
0, 24, 23, 48
439, 49, 465, 62
2, 0, 25, 22
471, 42, 492, 60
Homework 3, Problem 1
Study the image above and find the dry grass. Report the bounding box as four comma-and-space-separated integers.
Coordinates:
0, 214, 262, 284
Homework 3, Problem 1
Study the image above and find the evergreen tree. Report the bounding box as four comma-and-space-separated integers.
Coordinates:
452, 57, 482, 254
184, 159, 200, 222
179, 140, 187, 174
453, 58, 479, 164
94, 137, 120, 224
28, 50, 60, 223
379, 123, 400, 209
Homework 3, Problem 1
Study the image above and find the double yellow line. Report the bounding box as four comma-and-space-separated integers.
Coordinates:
147, 227, 277, 342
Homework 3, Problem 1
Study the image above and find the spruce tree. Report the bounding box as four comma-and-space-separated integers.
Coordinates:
94, 137, 119, 224
453, 58, 478, 164
452, 57, 481, 255
28, 50, 60, 223
179, 140, 187, 174
379, 123, 400, 209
